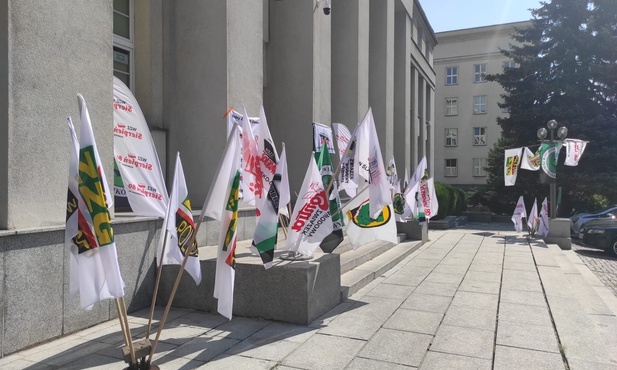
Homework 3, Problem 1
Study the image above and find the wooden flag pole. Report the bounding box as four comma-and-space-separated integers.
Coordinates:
114, 299, 130, 347
146, 229, 170, 339
115, 298, 137, 366
147, 207, 207, 365
278, 214, 288, 238
332, 186, 369, 220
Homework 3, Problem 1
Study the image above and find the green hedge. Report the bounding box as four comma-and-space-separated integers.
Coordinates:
434, 182, 466, 219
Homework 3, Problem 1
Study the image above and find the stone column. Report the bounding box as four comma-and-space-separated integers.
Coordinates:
394, 10, 411, 173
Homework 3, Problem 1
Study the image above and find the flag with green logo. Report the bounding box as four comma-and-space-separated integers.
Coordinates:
539, 142, 562, 184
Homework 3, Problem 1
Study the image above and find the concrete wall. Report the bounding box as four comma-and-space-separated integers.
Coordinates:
265, 0, 316, 193
1, 1, 114, 229
433, 22, 530, 185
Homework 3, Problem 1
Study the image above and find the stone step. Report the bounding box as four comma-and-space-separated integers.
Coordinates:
531, 241, 617, 366
339, 233, 408, 274
340, 239, 423, 300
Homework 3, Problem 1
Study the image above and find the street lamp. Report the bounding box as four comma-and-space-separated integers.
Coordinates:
537, 119, 568, 218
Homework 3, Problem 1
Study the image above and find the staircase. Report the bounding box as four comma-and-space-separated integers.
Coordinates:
333, 233, 424, 300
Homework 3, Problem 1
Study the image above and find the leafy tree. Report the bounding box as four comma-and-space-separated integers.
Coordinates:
485, 0, 617, 215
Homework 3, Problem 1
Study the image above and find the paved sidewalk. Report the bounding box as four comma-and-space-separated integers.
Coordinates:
2, 227, 617, 369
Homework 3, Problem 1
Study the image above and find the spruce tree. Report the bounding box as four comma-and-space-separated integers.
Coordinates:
484, 0, 617, 215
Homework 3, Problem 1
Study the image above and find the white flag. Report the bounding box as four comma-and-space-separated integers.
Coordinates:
159, 153, 201, 285
332, 123, 351, 161
504, 148, 523, 186
337, 124, 360, 198
226, 108, 259, 139
511, 196, 527, 233
386, 155, 399, 191
113, 77, 168, 217
357, 108, 391, 217
564, 139, 588, 166
313, 122, 335, 154
65, 96, 126, 310
285, 154, 333, 257
203, 124, 242, 320
404, 157, 428, 218
257, 106, 279, 212
418, 178, 439, 220
538, 197, 550, 237
520, 147, 540, 171
342, 190, 398, 249
277, 144, 291, 217
527, 197, 539, 234
240, 107, 262, 208
393, 168, 412, 222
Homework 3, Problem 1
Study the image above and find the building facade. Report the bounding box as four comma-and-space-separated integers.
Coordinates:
433, 21, 530, 187
0, 0, 436, 356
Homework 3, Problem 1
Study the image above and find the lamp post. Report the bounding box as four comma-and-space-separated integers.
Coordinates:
536, 119, 568, 219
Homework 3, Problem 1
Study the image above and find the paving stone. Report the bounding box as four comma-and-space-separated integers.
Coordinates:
413, 281, 459, 297
62, 353, 124, 369
308, 301, 355, 328
464, 270, 502, 282
499, 302, 553, 327
167, 334, 240, 363
165, 311, 228, 330
405, 258, 441, 268
420, 350, 492, 370
383, 270, 431, 287
567, 358, 617, 370
451, 291, 498, 311
346, 357, 414, 370
248, 322, 316, 344
469, 263, 503, 273
440, 257, 474, 267
156, 323, 211, 346
500, 289, 548, 307
359, 328, 432, 367
365, 282, 416, 299
199, 354, 276, 369
282, 333, 365, 369
459, 279, 500, 294
442, 305, 496, 331
424, 272, 465, 284
209, 316, 270, 340
497, 320, 560, 353
225, 338, 300, 361
401, 292, 452, 314
383, 308, 443, 335
503, 261, 538, 271
317, 311, 388, 340
152, 354, 206, 369
501, 278, 544, 293
430, 324, 494, 360
494, 345, 565, 370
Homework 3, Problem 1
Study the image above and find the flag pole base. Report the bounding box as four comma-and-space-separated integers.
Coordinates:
279, 251, 313, 261
122, 339, 155, 370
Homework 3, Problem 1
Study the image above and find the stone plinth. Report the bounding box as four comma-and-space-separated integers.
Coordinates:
544, 218, 572, 250
397, 220, 428, 242
158, 246, 341, 325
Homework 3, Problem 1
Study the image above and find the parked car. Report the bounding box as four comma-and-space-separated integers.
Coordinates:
570, 205, 617, 236
578, 219, 617, 256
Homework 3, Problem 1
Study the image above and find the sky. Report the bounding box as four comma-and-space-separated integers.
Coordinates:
418, 0, 542, 33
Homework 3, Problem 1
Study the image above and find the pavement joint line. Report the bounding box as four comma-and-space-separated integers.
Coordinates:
491, 233, 507, 369
528, 236, 570, 370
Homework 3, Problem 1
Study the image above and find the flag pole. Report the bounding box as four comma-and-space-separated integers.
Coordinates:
115, 298, 137, 366
114, 299, 130, 347
147, 207, 207, 365
146, 229, 170, 338
332, 186, 369, 219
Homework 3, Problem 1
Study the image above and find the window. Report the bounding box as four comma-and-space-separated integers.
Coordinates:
503, 60, 518, 69
445, 159, 458, 177
446, 67, 458, 85
473, 158, 488, 177
445, 98, 458, 116
473, 127, 487, 146
445, 128, 458, 147
473, 95, 486, 114
474, 64, 487, 82
113, 0, 133, 89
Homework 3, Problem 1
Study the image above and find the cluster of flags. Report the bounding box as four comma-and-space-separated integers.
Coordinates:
504, 139, 588, 186
511, 195, 549, 236
66, 80, 435, 324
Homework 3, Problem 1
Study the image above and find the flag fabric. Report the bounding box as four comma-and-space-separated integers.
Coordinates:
66, 96, 125, 310
332, 123, 351, 161
277, 144, 291, 217
313, 122, 335, 154
240, 108, 262, 208
112, 77, 168, 217
386, 155, 399, 192
539, 142, 562, 184
337, 124, 360, 198
564, 139, 588, 166
317, 144, 343, 232
538, 197, 550, 237
418, 178, 439, 220
356, 108, 391, 218
511, 196, 527, 233
202, 123, 242, 320
527, 197, 539, 234
520, 147, 540, 171
257, 105, 279, 212
285, 154, 333, 257
251, 164, 282, 269
404, 157, 428, 220
226, 108, 259, 139
158, 153, 201, 285
393, 167, 412, 222
504, 148, 523, 186
342, 190, 398, 249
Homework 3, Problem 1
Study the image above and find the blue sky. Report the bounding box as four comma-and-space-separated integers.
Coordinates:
418, 0, 542, 33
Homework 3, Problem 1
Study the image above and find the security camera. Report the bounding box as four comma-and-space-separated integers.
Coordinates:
323, 0, 331, 15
